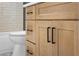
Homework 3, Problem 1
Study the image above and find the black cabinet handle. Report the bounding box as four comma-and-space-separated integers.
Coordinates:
27, 29, 33, 32
47, 27, 51, 42
27, 50, 33, 55
27, 12, 33, 14
52, 27, 56, 44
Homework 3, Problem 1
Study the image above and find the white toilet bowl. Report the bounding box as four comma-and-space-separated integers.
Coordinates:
0, 32, 14, 56
10, 31, 26, 56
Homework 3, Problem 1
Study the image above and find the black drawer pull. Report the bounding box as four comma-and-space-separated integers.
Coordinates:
27, 29, 33, 32
27, 50, 33, 55
52, 27, 56, 44
27, 12, 33, 14
47, 27, 51, 42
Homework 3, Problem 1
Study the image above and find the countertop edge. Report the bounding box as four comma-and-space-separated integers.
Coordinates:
23, 2, 40, 8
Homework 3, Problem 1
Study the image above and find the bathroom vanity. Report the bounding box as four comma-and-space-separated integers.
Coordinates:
24, 2, 79, 56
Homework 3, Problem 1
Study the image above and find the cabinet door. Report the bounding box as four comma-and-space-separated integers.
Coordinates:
58, 29, 74, 56
36, 21, 58, 56
36, 2, 78, 19
57, 21, 76, 56
25, 5, 35, 20
39, 27, 52, 55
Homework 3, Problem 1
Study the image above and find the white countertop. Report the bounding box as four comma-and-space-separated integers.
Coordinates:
23, 2, 40, 7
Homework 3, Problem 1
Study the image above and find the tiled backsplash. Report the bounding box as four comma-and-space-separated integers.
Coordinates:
0, 2, 23, 32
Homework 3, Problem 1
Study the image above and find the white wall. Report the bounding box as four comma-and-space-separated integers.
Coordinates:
0, 2, 23, 32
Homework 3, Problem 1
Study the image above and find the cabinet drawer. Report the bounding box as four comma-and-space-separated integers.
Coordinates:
36, 2, 78, 19
25, 5, 35, 20
26, 21, 36, 43
26, 41, 36, 56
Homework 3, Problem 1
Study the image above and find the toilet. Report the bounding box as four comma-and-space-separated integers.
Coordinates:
10, 31, 26, 56
0, 32, 14, 56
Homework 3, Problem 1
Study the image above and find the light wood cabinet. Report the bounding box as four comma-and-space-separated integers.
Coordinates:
25, 2, 79, 56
